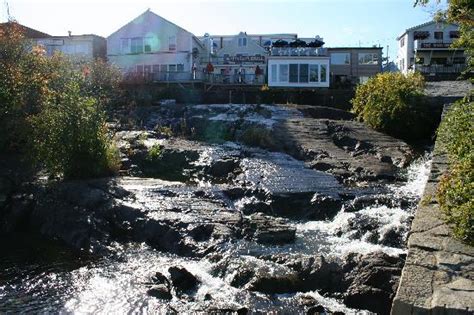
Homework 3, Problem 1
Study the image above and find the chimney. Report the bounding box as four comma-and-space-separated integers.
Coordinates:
68, 31, 72, 37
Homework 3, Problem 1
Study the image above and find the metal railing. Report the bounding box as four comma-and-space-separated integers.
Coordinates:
123, 71, 204, 83
206, 73, 265, 85
270, 47, 327, 57
414, 63, 467, 74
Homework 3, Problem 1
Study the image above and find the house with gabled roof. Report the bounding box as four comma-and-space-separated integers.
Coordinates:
107, 9, 206, 82
396, 20, 466, 78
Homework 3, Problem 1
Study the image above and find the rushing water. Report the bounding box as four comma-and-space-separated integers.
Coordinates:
0, 154, 432, 313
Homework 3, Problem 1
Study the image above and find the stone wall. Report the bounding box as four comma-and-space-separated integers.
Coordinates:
391, 105, 473, 314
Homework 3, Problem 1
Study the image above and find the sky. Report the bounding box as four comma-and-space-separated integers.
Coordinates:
2, 0, 446, 62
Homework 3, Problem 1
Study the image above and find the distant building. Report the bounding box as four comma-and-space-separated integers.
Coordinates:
107, 9, 206, 82
267, 38, 330, 88
397, 20, 466, 78
0, 22, 106, 60
35, 34, 106, 60
327, 47, 383, 85
201, 32, 268, 85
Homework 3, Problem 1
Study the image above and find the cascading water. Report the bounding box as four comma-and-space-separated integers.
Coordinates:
0, 150, 432, 313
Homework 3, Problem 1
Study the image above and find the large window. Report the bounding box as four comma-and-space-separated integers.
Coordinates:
144, 38, 153, 52
121, 38, 130, 54
309, 64, 319, 82
169, 64, 177, 72
358, 53, 378, 65
331, 53, 350, 65
271, 64, 277, 82
289, 64, 299, 83
320, 64, 327, 82
299, 64, 309, 83
177, 64, 184, 72
279, 64, 289, 82
169, 36, 177, 51
434, 31, 443, 40
131, 37, 143, 54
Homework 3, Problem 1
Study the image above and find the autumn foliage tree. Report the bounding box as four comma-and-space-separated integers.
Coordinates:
0, 20, 121, 179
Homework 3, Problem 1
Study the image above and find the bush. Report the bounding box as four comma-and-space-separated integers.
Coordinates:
437, 98, 474, 162
239, 126, 276, 149
437, 156, 474, 245
29, 78, 120, 179
351, 72, 433, 141
436, 97, 473, 245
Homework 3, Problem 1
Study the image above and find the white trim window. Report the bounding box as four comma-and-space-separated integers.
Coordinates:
309, 64, 319, 82
279, 64, 289, 82
238, 37, 247, 47
169, 36, 177, 51
271, 64, 277, 82
121, 38, 130, 54
131, 37, 143, 54
144, 37, 153, 53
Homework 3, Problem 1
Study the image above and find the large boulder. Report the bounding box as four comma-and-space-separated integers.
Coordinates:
168, 266, 200, 293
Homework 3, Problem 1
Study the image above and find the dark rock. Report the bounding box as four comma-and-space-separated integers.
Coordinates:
208, 158, 238, 177
168, 266, 200, 293
243, 213, 296, 245
151, 272, 170, 287
147, 284, 172, 300
307, 305, 326, 315
343, 252, 405, 315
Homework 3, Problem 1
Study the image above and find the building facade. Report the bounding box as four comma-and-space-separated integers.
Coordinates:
35, 34, 106, 60
397, 21, 466, 77
328, 47, 383, 85
107, 9, 206, 82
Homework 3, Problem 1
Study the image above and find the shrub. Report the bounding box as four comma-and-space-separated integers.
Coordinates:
437, 98, 474, 162
147, 144, 162, 161
437, 156, 474, 245
239, 126, 276, 149
436, 97, 473, 245
351, 72, 433, 142
29, 79, 120, 179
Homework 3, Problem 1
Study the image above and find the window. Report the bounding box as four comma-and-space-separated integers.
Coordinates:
453, 57, 466, 64
169, 64, 177, 72
152, 65, 160, 73
289, 64, 299, 83
144, 38, 153, 52
271, 64, 277, 82
359, 76, 369, 84
331, 53, 350, 65
400, 37, 405, 48
177, 64, 184, 72
160, 64, 167, 72
320, 64, 327, 82
144, 65, 151, 75
169, 36, 177, 51
238, 37, 247, 47
299, 64, 309, 83
279, 64, 289, 82
400, 59, 405, 70
358, 53, 378, 65
121, 38, 130, 54
136, 65, 144, 74
434, 32, 443, 40
309, 64, 319, 82
131, 37, 143, 54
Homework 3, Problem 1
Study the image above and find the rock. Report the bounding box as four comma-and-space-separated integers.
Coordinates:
168, 266, 200, 293
151, 272, 170, 287
208, 158, 238, 177
243, 213, 296, 245
147, 284, 172, 300
343, 252, 405, 315
307, 305, 326, 315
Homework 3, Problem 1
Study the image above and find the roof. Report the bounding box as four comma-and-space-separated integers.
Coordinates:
0, 21, 50, 38
107, 9, 194, 39
396, 20, 459, 40
199, 33, 298, 39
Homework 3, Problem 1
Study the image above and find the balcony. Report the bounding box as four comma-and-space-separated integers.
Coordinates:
414, 39, 455, 51
270, 47, 327, 57
123, 71, 204, 84
413, 63, 466, 74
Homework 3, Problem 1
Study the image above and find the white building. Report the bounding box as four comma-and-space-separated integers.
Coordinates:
107, 9, 206, 82
397, 20, 466, 77
35, 34, 106, 60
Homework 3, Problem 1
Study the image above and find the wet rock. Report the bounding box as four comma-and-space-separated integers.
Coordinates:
307, 305, 326, 315
168, 266, 200, 293
208, 158, 238, 178
243, 213, 296, 244
147, 284, 172, 300
151, 271, 170, 287
343, 252, 405, 315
